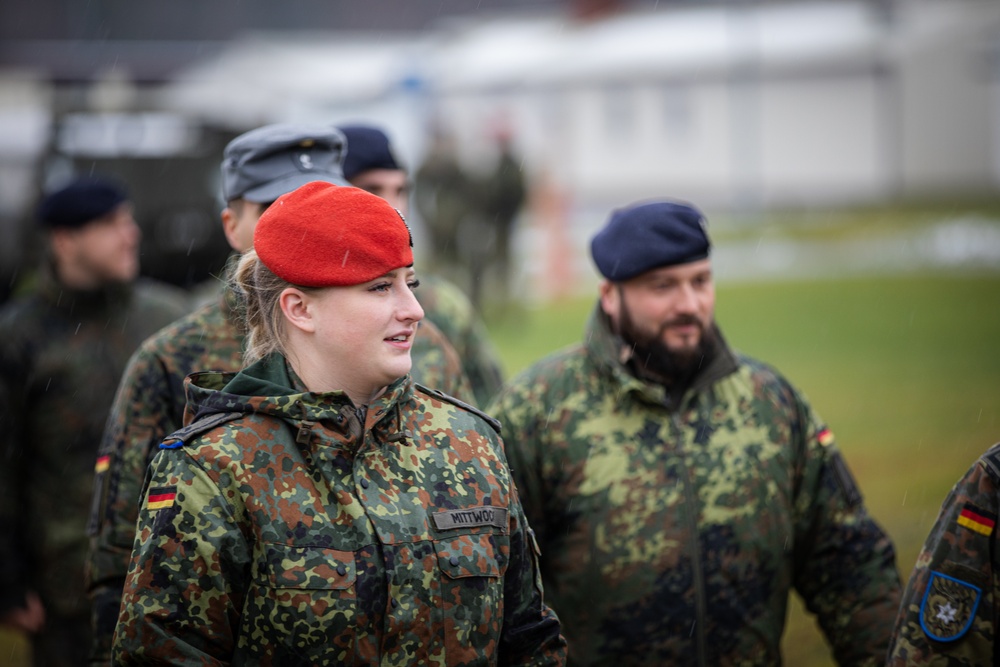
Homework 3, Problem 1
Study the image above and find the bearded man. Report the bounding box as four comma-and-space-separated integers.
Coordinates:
488, 199, 901, 667
0, 176, 188, 666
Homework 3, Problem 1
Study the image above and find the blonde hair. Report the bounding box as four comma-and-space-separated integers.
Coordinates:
231, 249, 294, 365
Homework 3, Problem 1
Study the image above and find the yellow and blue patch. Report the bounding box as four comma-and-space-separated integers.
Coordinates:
919, 570, 981, 642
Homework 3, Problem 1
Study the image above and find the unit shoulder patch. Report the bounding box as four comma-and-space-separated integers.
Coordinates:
415, 383, 502, 434
919, 570, 982, 642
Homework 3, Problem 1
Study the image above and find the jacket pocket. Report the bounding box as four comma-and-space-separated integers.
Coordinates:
241, 543, 358, 661
262, 543, 356, 589
432, 532, 507, 664
434, 532, 505, 579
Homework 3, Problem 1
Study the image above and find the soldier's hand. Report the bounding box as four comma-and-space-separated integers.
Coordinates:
0, 591, 45, 634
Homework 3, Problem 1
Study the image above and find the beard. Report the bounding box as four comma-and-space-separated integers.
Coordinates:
616, 298, 718, 386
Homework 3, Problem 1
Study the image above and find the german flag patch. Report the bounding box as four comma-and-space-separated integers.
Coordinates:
957, 503, 996, 536
817, 428, 835, 446
147, 486, 177, 511
94, 454, 110, 473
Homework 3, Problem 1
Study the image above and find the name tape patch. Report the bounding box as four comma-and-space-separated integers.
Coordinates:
432, 506, 508, 532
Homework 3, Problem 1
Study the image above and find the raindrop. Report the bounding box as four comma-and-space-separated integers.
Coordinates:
901, 491, 907, 506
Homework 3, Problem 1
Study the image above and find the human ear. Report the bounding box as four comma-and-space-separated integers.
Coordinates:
279, 288, 316, 334
598, 280, 619, 319
48, 227, 75, 262
220, 207, 241, 250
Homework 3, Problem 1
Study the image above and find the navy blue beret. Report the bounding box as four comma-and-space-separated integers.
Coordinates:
38, 176, 129, 229
590, 200, 710, 281
337, 125, 404, 181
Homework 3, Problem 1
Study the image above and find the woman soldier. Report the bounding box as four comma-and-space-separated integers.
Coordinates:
112, 182, 566, 665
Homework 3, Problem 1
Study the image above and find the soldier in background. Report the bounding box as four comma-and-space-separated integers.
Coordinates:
338, 123, 505, 406
414, 130, 475, 290
477, 129, 526, 302
888, 441, 1000, 665
85, 124, 472, 666
0, 176, 188, 666
488, 199, 901, 666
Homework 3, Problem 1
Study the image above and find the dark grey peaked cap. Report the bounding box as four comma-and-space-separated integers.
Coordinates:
221, 123, 350, 203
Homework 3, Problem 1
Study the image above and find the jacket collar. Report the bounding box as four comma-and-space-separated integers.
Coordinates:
185, 353, 412, 434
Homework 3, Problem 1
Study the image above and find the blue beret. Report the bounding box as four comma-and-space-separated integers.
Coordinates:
38, 176, 129, 229
337, 125, 404, 181
590, 200, 710, 281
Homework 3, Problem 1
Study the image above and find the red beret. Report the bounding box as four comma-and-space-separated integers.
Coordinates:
254, 182, 413, 287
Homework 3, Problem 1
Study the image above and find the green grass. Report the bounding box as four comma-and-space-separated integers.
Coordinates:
485, 272, 1000, 666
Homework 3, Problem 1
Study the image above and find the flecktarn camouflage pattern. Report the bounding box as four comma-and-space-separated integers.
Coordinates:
418, 275, 505, 407
888, 442, 1000, 665
488, 305, 900, 667
112, 353, 565, 665
87, 282, 476, 663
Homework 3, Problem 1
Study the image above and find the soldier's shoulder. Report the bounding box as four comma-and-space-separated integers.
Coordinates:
978, 442, 1000, 485
132, 278, 190, 319
0, 291, 42, 327
138, 301, 230, 355
512, 344, 589, 384
736, 352, 788, 384
414, 383, 502, 435
499, 343, 592, 401
159, 411, 244, 451
734, 352, 803, 399
0, 293, 47, 350
418, 275, 473, 319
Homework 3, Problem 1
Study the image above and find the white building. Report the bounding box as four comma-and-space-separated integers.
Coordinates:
8, 0, 993, 296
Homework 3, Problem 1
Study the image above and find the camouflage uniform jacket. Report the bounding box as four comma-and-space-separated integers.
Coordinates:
418, 274, 505, 407
87, 281, 475, 663
0, 269, 187, 619
887, 442, 1000, 665
488, 305, 901, 667
112, 354, 566, 666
